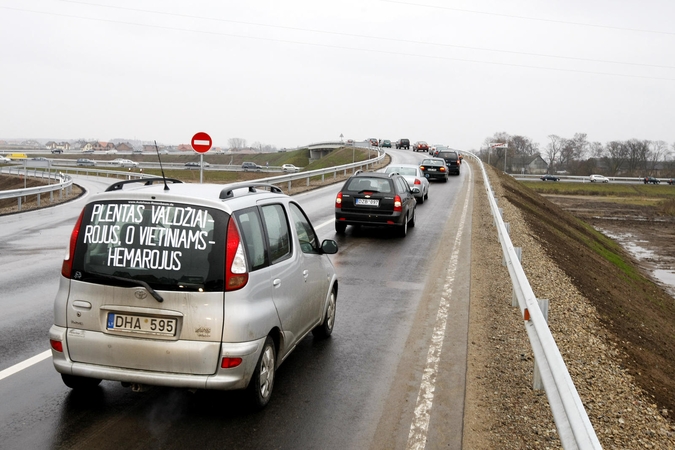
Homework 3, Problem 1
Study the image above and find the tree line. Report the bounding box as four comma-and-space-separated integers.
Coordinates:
477, 132, 675, 177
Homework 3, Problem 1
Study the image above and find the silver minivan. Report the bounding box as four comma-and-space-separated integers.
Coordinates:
50, 179, 338, 408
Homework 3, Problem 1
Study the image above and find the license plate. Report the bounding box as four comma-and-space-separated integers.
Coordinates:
355, 198, 379, 206
107, 313, 177, 336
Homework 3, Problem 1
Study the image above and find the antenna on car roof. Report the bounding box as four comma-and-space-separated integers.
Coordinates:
154, 140, 170, 191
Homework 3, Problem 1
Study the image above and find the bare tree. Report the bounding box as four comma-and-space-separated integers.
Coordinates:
623, 139, 650, 175
648, 140, 668, 174
510, 135, 539, 157
228, 138, 247, 150
545, 135, 564, 172
605, 141, 627, 176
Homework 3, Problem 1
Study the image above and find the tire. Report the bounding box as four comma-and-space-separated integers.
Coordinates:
247, 336, 276, 410
409, 207, 416, 228
443, 177, 448, 183
424, 189, 429, 200
335, 222, 346, 234
61, 374, 102, 390
313, 289, 336, 338
399, 213, 408, 237
417, 195, 424, 204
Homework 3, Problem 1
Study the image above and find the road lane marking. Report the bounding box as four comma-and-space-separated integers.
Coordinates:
315, 218, 334, 230
407, 167, 472, 450
0, 350, 51, 382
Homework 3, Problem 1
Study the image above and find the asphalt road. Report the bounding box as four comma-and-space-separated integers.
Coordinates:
0, 149, 474, 449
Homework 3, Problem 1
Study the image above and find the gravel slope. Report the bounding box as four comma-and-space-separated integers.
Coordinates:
463, 163, 675, 449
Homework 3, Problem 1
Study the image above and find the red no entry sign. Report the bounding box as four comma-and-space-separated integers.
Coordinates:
191, 132, 212, 153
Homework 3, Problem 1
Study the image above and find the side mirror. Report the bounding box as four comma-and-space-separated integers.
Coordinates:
320, 239, 338, 255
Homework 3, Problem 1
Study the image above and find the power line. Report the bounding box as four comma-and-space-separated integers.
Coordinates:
53, 0, 675, 70
2, 5, 674, 81
381, 0, 675, 37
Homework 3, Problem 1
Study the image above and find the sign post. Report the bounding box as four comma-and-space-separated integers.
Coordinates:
191, 132, 212, 183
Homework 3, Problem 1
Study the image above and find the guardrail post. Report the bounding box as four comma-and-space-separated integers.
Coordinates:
18, 196, 22, 211
533, 298, 550, 390
50, 191, 54, 203
306, 177, 310, 187
287, 181, 292, 193
37, 193, 41, 207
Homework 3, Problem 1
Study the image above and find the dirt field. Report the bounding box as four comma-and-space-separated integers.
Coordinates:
546, 195, 675, 296
498, 173, 675, 420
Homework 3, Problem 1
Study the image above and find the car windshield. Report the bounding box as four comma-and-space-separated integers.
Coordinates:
71, 200, 228, 292
345, 177, 392, 193
421, 159, 443, 165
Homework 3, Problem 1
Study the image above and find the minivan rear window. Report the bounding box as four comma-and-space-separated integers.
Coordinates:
71, 200, 228, 292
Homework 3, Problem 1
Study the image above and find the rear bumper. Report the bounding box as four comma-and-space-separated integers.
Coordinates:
335, 210, 405, 227
49, 325, 264, 391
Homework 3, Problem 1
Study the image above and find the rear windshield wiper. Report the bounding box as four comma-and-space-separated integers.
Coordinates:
87, 270, 164, 303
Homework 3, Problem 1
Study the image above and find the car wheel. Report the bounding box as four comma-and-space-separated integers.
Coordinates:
424, 189, 429, 200
417, 194, 424, 204
409, 207, 416, 228
61, 374, 102, 390
443, 177, 448, 183
247, 336, 276, 410
399, 213, 408, 237
335, 222, 346, 234
313, 288, 336, 338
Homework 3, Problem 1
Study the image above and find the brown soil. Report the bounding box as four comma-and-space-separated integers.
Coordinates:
0, 174, 83, 214
497, 171, 675, 418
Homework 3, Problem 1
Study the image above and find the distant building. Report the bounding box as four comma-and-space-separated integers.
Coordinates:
511, 155, 548, 174
116, 142, 133, 152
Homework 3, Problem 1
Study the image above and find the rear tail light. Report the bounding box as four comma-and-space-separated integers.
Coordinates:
61, 209, 85, 278
335, 192, 343, 209
419, 166, 425, 171
394, 195, 402, 212
225, 219, 249, 291
440, 167, 446, 172
50, 339, 63, 353
221, 357, 242, 368
414, 178, 421, 185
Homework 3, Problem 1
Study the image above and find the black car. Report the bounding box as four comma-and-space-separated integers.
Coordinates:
335, 171, 416, 237
419, 158, 449, 182
540, 174, 560, 181
644, 176, 660, 184
436, 150, 460, 175
241, 162, 262, 171
395, 139, 410, 150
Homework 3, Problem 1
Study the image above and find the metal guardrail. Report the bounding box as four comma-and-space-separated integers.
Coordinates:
0, 167, 75, 211
469, 153, 602, 449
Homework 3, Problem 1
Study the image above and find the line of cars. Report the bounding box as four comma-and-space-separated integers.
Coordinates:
334, 151, 461, 237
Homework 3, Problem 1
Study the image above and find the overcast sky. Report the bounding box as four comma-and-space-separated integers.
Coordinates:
1, 0, 674, 151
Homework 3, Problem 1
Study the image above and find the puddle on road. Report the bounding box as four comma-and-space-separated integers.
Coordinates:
597, 227, 675, 297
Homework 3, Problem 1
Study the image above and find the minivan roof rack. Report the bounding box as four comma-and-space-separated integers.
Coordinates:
105, 177, 183, 192
219, 182, 284, 199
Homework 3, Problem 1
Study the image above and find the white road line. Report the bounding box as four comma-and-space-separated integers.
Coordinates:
0, 350, 51, 382
407, 168, 472, 450
314, 218, 334, 230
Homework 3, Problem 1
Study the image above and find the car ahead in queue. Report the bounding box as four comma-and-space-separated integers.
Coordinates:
384, 164, 430, 204
50, 179, 339, 409
381, 140, 392, 148
436, 150, 460, 175
413, 141, 429, 152
541, 174, 560, 182
335, 171, 416, 237
395, 139, 410, 150
419, 158, 448, 182
589, 174, 609, 183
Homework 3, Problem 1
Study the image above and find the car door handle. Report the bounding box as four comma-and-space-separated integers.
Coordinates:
303, 270, 309, 280
273, 278, 281, 288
